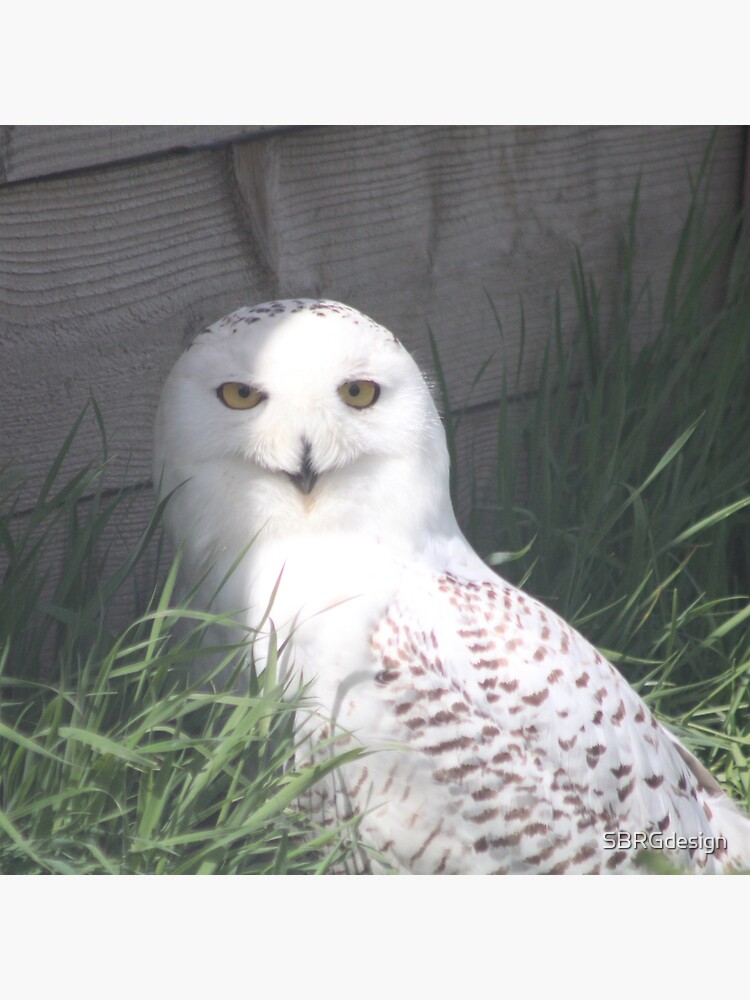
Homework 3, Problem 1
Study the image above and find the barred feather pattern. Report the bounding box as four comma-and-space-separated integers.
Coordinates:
298, 569, 750, 874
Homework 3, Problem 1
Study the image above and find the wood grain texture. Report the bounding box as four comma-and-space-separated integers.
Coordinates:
1, 147, 277, 508
0, 126, 300, 185
233, 125, 744, 410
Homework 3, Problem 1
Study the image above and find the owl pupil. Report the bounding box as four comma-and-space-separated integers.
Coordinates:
349, 384, 361, 397
238, 385, 250, 398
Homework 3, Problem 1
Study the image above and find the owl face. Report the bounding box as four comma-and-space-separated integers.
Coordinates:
154, 301, 454, 551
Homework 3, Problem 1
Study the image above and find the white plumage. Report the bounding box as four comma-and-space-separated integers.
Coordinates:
154, 298, 750, 873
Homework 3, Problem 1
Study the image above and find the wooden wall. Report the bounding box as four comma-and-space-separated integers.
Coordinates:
1, 125, 745, 624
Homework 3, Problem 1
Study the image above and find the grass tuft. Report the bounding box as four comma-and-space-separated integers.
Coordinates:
0, 423, 359, 874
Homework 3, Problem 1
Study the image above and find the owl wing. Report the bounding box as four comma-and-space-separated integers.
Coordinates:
358, 567, 750, 874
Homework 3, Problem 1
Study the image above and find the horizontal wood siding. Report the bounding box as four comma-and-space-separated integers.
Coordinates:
0, 126, 297, 184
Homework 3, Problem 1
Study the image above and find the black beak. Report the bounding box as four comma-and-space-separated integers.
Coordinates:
286, 440, 318, 495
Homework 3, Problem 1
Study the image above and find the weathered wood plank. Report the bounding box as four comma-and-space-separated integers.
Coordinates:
452, 399, 526, 546
233, 125, 744, 410
0, 126, 300, 185
0, 147, 276, 507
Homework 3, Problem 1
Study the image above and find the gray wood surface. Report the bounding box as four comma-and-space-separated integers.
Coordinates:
1, 147, 277, 508
233, 126, 743, 409
1, 125, 745, 627
0, 126, 297, 184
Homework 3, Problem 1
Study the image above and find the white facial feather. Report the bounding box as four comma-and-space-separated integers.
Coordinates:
154, 298, 750, 874
154, 300, 455, 557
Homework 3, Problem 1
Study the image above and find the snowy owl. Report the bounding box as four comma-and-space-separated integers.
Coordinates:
153, 298, 750, 874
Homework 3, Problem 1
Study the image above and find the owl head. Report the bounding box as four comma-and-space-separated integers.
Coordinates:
153, 300, 457, 566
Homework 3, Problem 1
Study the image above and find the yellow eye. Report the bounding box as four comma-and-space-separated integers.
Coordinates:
338, 380, 380, 409
217, 382, 266, 410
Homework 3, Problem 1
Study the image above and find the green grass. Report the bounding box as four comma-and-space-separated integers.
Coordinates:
0, 418, 360, 873
2, 165, 749, 872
